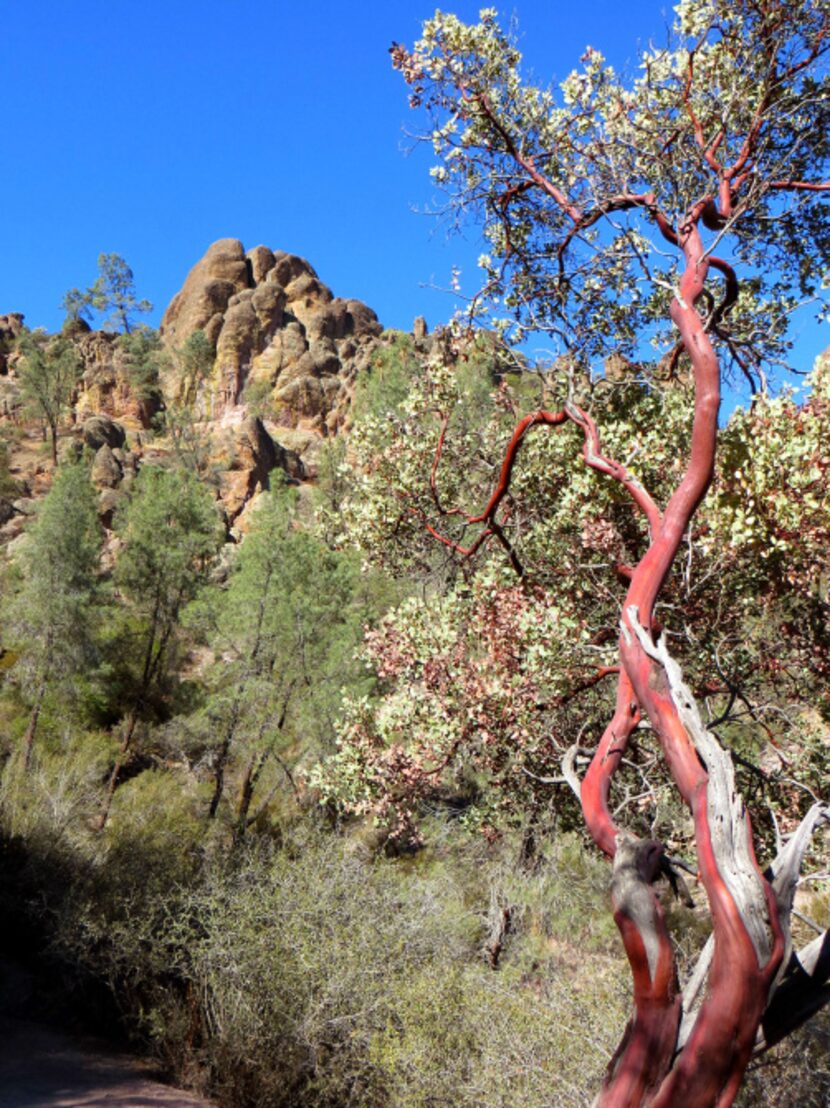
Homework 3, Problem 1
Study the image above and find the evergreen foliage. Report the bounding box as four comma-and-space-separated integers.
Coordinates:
62, 253, 152, 334
116, 327, 163, 403
190, 485, 383, 833
3, 459, 102, 766
16, 331, 82, 464
98, 465, 222, 828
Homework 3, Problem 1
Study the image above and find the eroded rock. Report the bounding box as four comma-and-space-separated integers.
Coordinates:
91, 445, 122, 489
161, 238, 250, 350
82, 415, 126, 452
160, 239, 383, 431
0, 313, 24, 375
214, 416, 304, 527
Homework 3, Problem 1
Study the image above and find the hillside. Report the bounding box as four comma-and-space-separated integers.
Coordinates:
0, 239, 828, 1108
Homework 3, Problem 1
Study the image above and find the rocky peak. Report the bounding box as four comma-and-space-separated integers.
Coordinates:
0, 313, 24, 342
160, 238, 251, 349
0, 241, 401, 552
160, 239, 383, 431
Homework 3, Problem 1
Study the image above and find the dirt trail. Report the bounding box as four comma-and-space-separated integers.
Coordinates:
0, 1018, 214, 1107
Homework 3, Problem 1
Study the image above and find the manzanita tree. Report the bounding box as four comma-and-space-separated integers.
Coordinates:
378, 3, 830, 1104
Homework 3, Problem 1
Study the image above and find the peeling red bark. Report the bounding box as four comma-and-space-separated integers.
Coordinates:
580, 675, 682, 1106
611, 223, 784, 1106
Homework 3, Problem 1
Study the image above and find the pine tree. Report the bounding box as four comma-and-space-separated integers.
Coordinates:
5, 459, 103, 768
199, 486, 374, 837
61, 253, 152, 334
16, 332, 82, 465
99, 465, 221, 829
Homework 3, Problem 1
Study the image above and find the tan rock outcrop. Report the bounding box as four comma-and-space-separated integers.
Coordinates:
91, 445, 122, 489
160, 239, 383, 430
82, 414, 127, 452
214, 415, 304, 529
73, 334, 158, 426
161, 239, 251, 351
0, 313, 24, 375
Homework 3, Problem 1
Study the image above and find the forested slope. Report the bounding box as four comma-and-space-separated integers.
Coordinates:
0, 233, 828, 1103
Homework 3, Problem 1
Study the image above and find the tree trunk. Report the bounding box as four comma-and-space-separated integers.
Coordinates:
582, 221, 783, 1105
22, 682, 46, 771
234, 750, 266, 841
98, 708, 139, 831
98, 613, 169, 831
208, 700, 242, 819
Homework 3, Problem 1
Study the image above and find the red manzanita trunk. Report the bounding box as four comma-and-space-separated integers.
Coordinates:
584, 222, 784, 1106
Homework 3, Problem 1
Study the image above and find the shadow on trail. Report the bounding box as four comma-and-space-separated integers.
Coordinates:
0, 1017, 213, 1107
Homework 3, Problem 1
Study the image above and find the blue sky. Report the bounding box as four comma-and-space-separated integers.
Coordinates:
2, 0, 827, 380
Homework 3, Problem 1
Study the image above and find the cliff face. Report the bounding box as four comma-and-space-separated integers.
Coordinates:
160, 238, 383, 433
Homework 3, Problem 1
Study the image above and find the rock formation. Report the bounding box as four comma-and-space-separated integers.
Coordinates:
82, 415, 127, 452
0, 314, 24, 375
212, 416, 304, 533
73, 332, 160, 426
160, 239, 383, 433
0, 240, 413, 547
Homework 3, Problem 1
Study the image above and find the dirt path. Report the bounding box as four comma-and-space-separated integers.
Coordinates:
0, 1018, 215, 1107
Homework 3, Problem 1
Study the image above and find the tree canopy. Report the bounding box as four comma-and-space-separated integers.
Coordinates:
16, 332, 82, 464
4, 459, 103, 768
392, 0, 829, 384
62, 253, 152, 334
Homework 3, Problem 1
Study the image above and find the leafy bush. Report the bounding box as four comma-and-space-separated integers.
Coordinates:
157, 830, 625, 1106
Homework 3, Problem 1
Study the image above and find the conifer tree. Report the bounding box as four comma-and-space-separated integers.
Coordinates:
16, 332, 82, 465
199, 486, 374, 838
99, 465, 221, 829
62, 253, 152, 334
5, 460, 102, 769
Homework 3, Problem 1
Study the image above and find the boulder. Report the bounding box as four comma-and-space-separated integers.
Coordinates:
247, 245, 276, 285
0, 313, 24, 341
232, 415, 303, 485
269, 252, 317, 289
251, 284, 285, 334
82, 414, 126, 451
112, 448, 138, 475
160, 238, 250, 349
91, 445, 123, 488
215, 416, 304, 525
0, 515, 26, 544
0, 313, 24, 375
98, 487, 125, 528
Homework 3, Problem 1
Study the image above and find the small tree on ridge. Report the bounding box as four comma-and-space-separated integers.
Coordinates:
62, 253, 152, 334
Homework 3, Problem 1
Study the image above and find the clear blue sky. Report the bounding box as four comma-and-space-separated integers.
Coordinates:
2, 0, 827, 379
